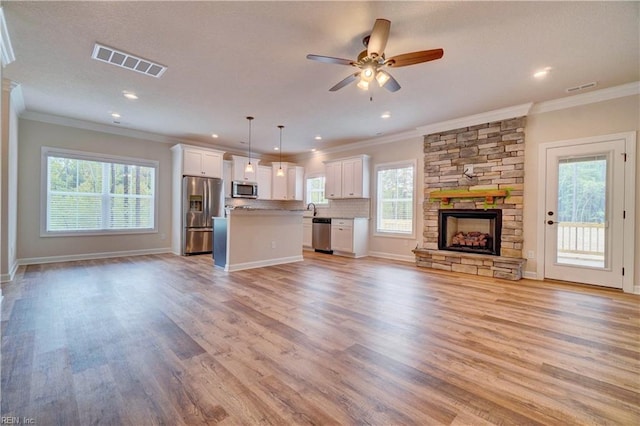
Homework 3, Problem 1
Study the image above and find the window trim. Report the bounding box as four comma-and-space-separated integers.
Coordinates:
304, 172, 329, 206
374, 159, 417, 239
40, 146, 159, 237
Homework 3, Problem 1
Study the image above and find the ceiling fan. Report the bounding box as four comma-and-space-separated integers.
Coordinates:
307, 18, 444, 93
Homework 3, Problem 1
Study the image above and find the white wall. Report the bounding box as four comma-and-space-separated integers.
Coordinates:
524, 95, 639, 280
298, 135, 424, 262
17, 119, 173, 262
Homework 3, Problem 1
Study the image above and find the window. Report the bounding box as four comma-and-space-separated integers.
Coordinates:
376, 161, 415, 236
305, 175, 328, 205
42, 147, 158, 235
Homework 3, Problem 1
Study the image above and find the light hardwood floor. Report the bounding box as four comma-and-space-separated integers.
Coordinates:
1, 252, 639, 425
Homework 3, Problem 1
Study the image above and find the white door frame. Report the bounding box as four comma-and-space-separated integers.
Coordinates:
536, 132, 636, 293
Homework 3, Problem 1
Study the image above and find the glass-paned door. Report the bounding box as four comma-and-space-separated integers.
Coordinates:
544, 139, 625, 288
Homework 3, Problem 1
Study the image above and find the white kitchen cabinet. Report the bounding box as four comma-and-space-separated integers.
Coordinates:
172, 144, 224, 178
324, 155, 370, 199
272, 163, 304, 200
231, 155, 258, 182
287, 166, 304, 200
257, 165, 272, 199
303, 217, 313, 248
331, 218, 369, 258
324, 161, 342, 199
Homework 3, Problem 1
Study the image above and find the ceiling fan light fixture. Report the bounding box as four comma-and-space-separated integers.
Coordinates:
357, 79, 369, 90
362, 66, 375, 82
376, 70, 391, 87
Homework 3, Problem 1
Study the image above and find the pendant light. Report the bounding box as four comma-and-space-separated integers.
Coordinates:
245, 116, 255, 174
276, 125, 285, 177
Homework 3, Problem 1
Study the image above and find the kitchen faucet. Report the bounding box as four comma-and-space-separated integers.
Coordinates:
306, 202, 317, 216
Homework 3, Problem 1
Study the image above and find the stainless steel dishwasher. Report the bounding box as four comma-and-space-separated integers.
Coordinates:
312, 217, 332, 253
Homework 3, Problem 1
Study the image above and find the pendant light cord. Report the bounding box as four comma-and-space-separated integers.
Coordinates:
246, 116, 254, 165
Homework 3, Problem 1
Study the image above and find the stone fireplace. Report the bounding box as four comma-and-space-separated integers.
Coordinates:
413, 116, 526, 280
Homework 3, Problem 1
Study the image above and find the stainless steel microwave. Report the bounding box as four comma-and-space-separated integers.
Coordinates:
231, 180, 258, 198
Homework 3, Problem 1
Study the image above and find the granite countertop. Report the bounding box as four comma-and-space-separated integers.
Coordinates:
305, 216, 369, 220
225, 207, 305, 215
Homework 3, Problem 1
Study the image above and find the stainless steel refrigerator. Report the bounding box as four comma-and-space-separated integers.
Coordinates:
182, 176, 224, 255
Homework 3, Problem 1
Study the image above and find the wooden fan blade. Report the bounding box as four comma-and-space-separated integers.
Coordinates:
382, 73, 401, 92
367, 19, 391, 58
306, 54, 355, 66
385, 49, 444, 67
329, 72, 360, 91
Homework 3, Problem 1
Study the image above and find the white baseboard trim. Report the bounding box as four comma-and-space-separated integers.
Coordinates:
523, 270, 539, 280
634, 285, 640, 295
224, 255, 304, 272
1, 259, 19, 283
368, 251, 416, 263
17, 247, 173, 267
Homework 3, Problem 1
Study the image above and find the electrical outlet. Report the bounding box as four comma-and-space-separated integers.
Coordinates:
160, 233, 166, 240
271, 241, 276, 249
527, 250, 535, 259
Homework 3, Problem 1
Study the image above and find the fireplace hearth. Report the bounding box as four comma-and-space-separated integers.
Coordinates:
438, 209, 502, 256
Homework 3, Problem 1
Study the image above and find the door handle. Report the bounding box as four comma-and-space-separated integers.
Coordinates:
547, 220, 555, 225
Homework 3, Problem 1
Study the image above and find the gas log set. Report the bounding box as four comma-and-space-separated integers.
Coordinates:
450, 231, 491, 248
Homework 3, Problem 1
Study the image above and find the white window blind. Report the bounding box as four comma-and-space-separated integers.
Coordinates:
376, 162, 415, 235
43, 148, 157, 235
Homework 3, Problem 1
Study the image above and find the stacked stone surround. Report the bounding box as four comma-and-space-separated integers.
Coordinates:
413, 116, 526, 280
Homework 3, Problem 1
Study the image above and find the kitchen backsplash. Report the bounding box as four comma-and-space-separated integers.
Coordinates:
315, 199, 370, 219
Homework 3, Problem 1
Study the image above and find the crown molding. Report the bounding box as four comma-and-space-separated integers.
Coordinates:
0, 8, 16, 67
416, 103, 533, 136
21, 111, 187, 144
294, 129, 421, 161
9, 82, 25, 114
529, 81, 639, 115
19, 110, 273, 159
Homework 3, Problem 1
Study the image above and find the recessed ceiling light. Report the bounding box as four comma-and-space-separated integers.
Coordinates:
381, 112, 391, 119
123, 91, 138, 100
533, 67, 552, 79
211, 134, 219, 138
314, 136, 322, 140
311, 148, 317, 152
274, 147, 279, 151
111, 112, 121, 118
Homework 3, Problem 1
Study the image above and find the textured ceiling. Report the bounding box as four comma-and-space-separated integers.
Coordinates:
3, 1, 639, 155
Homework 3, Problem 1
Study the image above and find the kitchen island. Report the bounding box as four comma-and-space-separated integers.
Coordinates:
213, 209, 304, 271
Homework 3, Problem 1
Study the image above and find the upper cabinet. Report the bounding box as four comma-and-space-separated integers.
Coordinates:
172, 144, 224, 178
324, 155, 370, 199
231, 155, 259, 182
272, 163, 304, 200
257, 165, 272, 200
325, 161, 343, 198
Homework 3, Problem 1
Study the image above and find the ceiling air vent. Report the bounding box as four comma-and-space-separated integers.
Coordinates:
91, 43, 167, 78
566, 82, 597, 93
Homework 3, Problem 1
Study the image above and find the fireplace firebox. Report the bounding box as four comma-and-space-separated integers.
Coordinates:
438, 209, 502, 256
